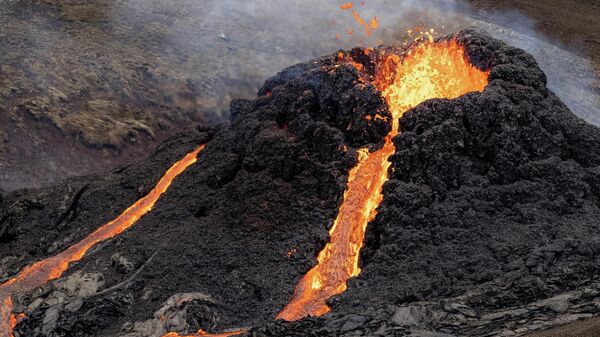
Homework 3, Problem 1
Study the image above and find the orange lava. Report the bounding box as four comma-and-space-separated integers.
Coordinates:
162, 329, 246, 337
0, 145, 205, 337
351, 10, 378, 36
277, 39, 489, 321
340, 2, 353, 10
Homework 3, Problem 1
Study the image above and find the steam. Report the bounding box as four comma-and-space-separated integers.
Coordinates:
6, 0, 599, 125
111, 0, 598, 124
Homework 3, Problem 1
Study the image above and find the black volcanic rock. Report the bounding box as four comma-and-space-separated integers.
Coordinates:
242, 29, 600, 336
5, 50, 389, 337
2, 28, 600, 337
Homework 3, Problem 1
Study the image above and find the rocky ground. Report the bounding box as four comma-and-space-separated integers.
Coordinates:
0, 0, 339, 191
1, 0, 598, 192
2, 29, 600, 337
468, 0, 600, 74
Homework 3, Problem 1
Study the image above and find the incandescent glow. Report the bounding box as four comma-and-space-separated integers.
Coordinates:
162, 329, 246, 337
0, 145, 205, 337
277, 39, 489, 321
0, 37, 491, 337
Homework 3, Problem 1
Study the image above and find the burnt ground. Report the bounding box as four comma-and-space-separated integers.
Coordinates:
0, 0, 338, 191
1, 29, 600, 337
1, 0, 598, 193
3, 50, 392, 336
468, 0, 600, 74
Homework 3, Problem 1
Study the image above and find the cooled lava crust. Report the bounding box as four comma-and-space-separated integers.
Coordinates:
2, 28, 600, 337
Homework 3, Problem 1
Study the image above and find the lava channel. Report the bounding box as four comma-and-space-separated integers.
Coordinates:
276, 39, 489, 321
163, 329, 246, 337
160, 39, 489, 337
0, 145, 205, 337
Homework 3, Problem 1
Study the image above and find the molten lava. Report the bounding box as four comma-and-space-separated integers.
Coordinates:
163, 329, 246, 337
277, 39, 489, 321
0, 37, 491, 337
0, 145, 205, 337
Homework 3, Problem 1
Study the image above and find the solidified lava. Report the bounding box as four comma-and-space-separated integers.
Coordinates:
2, 28, 600, 337
0, 145, 205, 337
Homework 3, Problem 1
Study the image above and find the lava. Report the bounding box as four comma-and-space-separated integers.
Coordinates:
340, 2, 353, 10
0, 145, 205, 337
277, 39, 489, 321
163, 330, 247, 337
163, 329, 246, 337
0, 37, 491, 336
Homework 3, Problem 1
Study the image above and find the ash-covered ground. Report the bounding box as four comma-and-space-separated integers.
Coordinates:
2, 29, 600, 337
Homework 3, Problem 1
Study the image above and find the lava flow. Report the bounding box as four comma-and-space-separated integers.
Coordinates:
277, 39, 489, 321
163, 329, 246, 337
0, 145, 205, 337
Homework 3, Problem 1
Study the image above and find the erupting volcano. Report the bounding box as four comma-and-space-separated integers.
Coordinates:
276, 39, 489, 321
3, 28, 600, 337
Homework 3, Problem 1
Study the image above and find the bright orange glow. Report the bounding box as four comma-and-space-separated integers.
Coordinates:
369, 17, 379, 31
340, 2, 353, 10
162, 329, 246, 337
348, 10, 377, 37
277, 39, 489, 321
0, 145, 205, 337
8, 310, 25, 337
335, 2, 377, 40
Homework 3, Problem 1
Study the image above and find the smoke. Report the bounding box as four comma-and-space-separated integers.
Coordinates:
4, 0, 599, 124
0, 0, 597, 191
110, 0, 598, 123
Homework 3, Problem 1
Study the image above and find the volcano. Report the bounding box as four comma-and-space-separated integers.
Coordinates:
2, 28, 600, 337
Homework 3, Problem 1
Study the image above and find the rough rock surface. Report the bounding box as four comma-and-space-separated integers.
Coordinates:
244, 29, 600, 336
4, 49, 390, 336
2, 0, 598, 193
2, 29, 600, 337
0, 0, 339, 191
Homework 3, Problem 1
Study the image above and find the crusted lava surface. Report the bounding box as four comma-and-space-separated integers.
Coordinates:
2, 29, 600, 337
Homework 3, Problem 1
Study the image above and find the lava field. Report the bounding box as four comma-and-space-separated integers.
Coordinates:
2, 28, 600, 337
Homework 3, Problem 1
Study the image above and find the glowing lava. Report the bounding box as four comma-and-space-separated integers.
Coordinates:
0, 145, 205, 337
162, 329, 246, 337
277, 39, 489, 321
0, 37, 491, 337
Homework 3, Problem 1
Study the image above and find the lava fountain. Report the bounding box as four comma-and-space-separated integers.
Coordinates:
0, 145, 205, 337
276, 39, 489, 321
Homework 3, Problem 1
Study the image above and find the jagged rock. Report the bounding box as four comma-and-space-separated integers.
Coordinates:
442, 303, 477, 318
53, 272, 105, 298
119, 293, 220, 337
111, 254, 136, 274
407, 330, 455, 337
532, 294, 574, 314
391, 306, 426, 327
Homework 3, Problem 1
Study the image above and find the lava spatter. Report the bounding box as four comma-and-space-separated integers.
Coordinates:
0, 145, 205, 337
277, 39, 489, 321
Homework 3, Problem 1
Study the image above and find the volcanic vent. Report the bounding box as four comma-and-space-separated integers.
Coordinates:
2, 28, 600, 337
276, 38, 489, 322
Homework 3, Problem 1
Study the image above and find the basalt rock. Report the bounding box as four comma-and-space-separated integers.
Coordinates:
3, 28, 600, 337
7, 47, 389, 337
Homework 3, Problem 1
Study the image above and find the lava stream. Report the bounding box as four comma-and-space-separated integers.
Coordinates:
277, 39, 489, 321
163, 329, 246, 337
0, 145, 205, 337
